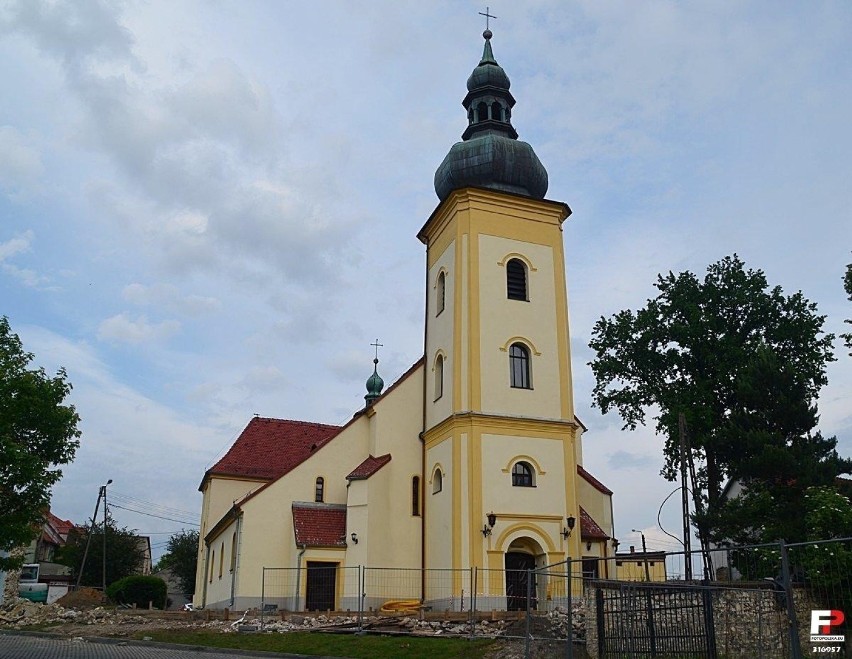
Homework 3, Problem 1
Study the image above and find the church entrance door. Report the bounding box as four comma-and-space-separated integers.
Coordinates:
305, 561, 336, 611
505, 552, 536, 611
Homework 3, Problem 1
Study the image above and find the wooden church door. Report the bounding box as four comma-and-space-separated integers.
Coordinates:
305, 562, 336, 611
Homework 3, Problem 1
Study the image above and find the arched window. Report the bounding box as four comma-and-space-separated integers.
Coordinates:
230, 532, 237, 572
437, 271, 446, 315
468, 107, 474, 124
219, 541, 224, 577
477, 101, 488, 122
511, 461, 535, 487
491, 101, 502, 122
209, 549, 215, 582
506, 258, 528, 300
510, 343, 531, 389
412, 476, 421, 516
433, 468, 443, 494
315, 477, 324, 503
434, 354, 444, 400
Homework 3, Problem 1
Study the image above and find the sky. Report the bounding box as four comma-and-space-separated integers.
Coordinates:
1, 0, 851, 564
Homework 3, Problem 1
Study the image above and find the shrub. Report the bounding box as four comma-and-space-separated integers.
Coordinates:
106, 575, 167, 609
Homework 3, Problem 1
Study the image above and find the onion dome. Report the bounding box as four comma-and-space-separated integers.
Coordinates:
364, 358, 384, 405
435, 30, 548, 201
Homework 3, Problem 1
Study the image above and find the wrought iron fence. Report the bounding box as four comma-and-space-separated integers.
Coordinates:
251, 537, 851, 658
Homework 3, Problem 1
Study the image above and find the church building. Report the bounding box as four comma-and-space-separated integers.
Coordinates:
194, 29, 616, 612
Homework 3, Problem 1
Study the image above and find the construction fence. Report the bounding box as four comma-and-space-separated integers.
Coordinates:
257, 537, 851, 658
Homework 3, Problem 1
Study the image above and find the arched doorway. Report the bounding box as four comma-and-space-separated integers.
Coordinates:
504, 537, 544, 611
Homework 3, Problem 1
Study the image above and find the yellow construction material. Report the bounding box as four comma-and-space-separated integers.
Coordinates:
380, 599, 420, 614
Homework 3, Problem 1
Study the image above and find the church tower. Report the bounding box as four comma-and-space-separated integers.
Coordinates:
419, 30, 583, 587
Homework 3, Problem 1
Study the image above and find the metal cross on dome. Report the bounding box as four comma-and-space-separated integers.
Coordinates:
479, 6, 497, 31
371, 339, 383, 361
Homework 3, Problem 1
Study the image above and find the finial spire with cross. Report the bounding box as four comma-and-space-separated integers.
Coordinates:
479, 6, 497, 32
370, 339, 383, 363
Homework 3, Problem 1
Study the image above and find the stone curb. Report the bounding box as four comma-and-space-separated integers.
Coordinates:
0, 629, 349, 658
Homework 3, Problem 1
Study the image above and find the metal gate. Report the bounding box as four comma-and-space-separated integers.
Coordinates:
596, 582, 718, 658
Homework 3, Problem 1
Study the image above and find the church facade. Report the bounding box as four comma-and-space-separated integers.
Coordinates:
194, 30, 616, 612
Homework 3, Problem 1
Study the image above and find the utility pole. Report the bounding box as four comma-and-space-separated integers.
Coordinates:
102, 479, 111, 593
678, 413, 693, 580
632, 529, 652, 581
77, 479, 111, 591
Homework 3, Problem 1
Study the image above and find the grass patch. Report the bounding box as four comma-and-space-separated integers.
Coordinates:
133, 629, 496, 658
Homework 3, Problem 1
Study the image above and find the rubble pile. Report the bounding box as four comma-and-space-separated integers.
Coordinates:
0, 598, 148, 630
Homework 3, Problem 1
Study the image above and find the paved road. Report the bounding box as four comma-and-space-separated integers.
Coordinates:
0, 633, 346, 659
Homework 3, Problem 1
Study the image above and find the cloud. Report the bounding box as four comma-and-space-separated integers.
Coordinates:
0, 126, 44, 195
122, 283, 221, 316
0, 230, 33, 260
607, 450, 658, 471
97, 313, 180, 345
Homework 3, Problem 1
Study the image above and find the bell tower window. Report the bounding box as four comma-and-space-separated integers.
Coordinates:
506, 259, 528, 300
437, 271, 446, 315
509, 343, 531, 389
434, 354, 444, 400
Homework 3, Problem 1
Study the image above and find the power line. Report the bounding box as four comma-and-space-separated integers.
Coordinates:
109, 491, 199, 519
108, 503, 200, 527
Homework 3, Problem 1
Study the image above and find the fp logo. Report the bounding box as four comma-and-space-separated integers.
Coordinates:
810, 610, 845, 640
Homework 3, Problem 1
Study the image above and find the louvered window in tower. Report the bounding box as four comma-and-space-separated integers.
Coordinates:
506, 259, 528, 300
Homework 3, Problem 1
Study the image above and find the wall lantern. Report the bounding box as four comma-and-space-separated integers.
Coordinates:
561, 515, 576, 539
482, 511, 497, 537
350, 532, 358, 544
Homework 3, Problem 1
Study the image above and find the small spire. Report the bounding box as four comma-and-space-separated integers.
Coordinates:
364, 340, 385, 405
480, 31, 497, 65
478, 6, 498, 65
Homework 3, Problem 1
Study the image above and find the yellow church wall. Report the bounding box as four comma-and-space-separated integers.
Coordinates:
481, 433, 566, 520
577, 476, 614, 541
426, 242, 456, 431
222, 419, 369, 608
425, 437, 453, 574
194, 476, 266, 607
200, 516, 240, 609
478, 234, 563, 420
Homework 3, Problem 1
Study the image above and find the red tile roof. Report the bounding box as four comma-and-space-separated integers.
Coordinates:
578, 465, 613, 495
579, 506, 610, 540
292, 503, 347, 547
346, 454, 392, 481
203, 417, 342, 485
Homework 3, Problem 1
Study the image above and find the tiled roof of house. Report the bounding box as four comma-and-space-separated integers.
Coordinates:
292, 502, 347, 547
204, 417, 342, 484
577, 465, 613, 495
46, 511, 74, 536
579, 506, 610, 540
346, 454, 392, 481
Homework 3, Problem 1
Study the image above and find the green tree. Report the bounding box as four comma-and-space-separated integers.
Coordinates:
154, 529, 199, 596
58, 517, 147, 587
700, 347, 851, 544
0, 316, 80, 571
588, 255, 836, 532
843, 261, 852, 356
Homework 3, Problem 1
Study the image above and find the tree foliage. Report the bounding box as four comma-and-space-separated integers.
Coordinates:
154, 529, 199, 595
701, 347, 851, 544
843, 261, 852, 356
58, 517, 147, 588
588, 255, 838, 530
0, 316, 80, 571
107, 575, 167, 609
